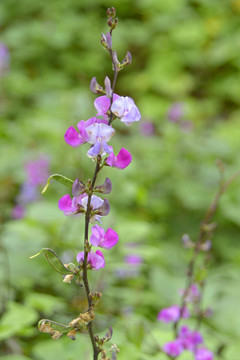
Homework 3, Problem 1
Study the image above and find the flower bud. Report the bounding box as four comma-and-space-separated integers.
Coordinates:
112, 50, 121, 71
97, 199, 110, 216
104, 76, 112, 97
67, 329, 76, 340
72, 178, 85, 196
200, 240, 212, 252
101, 33, 108, 49
107, 7, 116, 18
108, 17, 118, 30
122, 51, 132, 66
106, 32, 112, 49
90, 77, 105, 95
95, 177, 112, 194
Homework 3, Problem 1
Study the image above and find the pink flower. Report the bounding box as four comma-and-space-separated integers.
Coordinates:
77, 250, 105, 270
25, 156, 49, 186
90, 224, 119, 249
64, 117, 115, 157
111, 96, 141, 126
125, 254, 142, 265
157, 305, 189, 323
178, 326, 203, 351
12, 205, 25, 220
94, 94, 119, 116
163, 340, 183, 357
195, 348, 214, 360
106, 148, 132, 169
58, 194, 110, 222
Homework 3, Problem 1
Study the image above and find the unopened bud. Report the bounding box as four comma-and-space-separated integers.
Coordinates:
95, 177, 112, 194
101, 33, 108, 49
112, 50, 121, 71
182, 234, 195, 248
90, 77, 105, 95
107, 7, 116, 18
106, 32, 112, 49
201, 240, 212, 252
104, 77, 112, 97
72, 178, 85, 196
108, 17, 118, 30
122, 51, 132, 66
97, 199, 110, 216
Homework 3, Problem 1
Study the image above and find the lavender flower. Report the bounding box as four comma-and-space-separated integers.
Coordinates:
77, 250, 105, 270
90, 224, 119, 249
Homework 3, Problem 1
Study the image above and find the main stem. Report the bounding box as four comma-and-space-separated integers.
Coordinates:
82, 155, 102, 360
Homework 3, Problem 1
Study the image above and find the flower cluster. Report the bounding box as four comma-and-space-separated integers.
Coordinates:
157, 285, 214, 359
58, 75, 141, 271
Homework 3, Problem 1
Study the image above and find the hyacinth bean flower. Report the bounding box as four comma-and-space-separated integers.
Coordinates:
178, 326, 203, 351
90, 224, 119, 249
162, 340, 183, 358
77, 250, 105, 270
25, 156, 49, 186
64, 117, 115, 157
195, 348, 214, 360
94, 94, 119, 116
157, 305, 189, 323
58, 193, 110, 222
106, 148, 132, 169
111, 96, 141, 126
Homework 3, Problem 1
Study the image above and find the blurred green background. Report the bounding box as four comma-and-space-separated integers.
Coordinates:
1, 0, 240, 359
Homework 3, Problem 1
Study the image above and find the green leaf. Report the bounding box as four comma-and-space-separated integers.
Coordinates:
29, 248, 72, 275
41, 174, 74, 194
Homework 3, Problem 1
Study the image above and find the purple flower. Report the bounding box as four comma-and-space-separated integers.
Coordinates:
195, 348, 214, 360
168, 102, 184, 122
157, 305, 189, 323
25, 156, 49, 186
125, 254, 142, 265
179, 284, 201, 303
94, 94, 119, 116
90, 224, 119, 249
140, 121, 155, 136
17, 182, 40, 204
178, 326, 203, 351
95, 177, 112, 194
163, 340, 183, 357
58, 193, 110, 222
64, 117, 115, 157
111, 96, 141, 126
12, 205, 25, 220
77, 250, 105, 270
0, 43, 9, 76
106, 148, 132, 169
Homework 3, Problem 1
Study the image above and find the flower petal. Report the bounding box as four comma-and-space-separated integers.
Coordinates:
64, 127, 83, 147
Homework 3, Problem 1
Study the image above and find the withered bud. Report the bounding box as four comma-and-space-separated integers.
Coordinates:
69, 316, 84, 328
51, 330, 63, 340
101, 350, 107, 360
39, 322, 53, 334
107, 7, 116, 18
67, 329, 76, 340
90, 77, 105, 95
72, 178, 85, 196
104, 77, 112, 98
122, 51, 132, 66
80, 310, 95, 323
95, 177, 112, 194
63, 274, 74, 284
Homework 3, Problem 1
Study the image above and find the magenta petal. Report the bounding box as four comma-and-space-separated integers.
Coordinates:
102, 228, 119, 249
64, 127, 83, 147
58, 194, 76, 215
115, 148, 132, 169
94, 96, 111, 115
89, 250, 105, 270
106, 152, 115, 167
77, 120, 89, 142
90, 225, 105, 247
